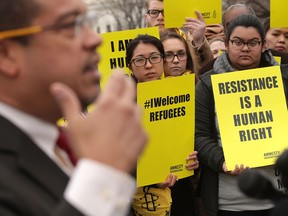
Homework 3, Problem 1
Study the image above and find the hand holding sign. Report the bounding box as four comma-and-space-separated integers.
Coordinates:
212, 66, 288, 170
184, 11, 206, 47
223, 162, 250, 176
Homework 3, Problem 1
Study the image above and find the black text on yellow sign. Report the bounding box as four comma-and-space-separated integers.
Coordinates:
109, 39, 132, 70
143, 94, 190, 122
217, 75, 280, 143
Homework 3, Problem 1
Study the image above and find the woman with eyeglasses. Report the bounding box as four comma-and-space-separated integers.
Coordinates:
195, 14, 288, 216
127, 34, 199, 216
160, 31, 194, 78
126, 34, 176, 216
160, 30, 200, 216
127, 34, 164, 83
263, 17, 288, 54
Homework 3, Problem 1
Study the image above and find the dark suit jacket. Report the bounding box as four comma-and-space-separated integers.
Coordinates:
0, 115, 84, 216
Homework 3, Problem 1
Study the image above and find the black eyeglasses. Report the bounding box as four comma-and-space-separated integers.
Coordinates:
147, 10, 164, 18
131, 53, 163, 67
0, 12, 97, 39
229, 39, 262, 49
165, 51, 187, 62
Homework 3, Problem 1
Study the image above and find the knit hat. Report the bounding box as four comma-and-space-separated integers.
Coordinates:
205, 24, 225, 42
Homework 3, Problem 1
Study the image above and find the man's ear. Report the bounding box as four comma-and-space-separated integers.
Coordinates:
0, 41, 20, 77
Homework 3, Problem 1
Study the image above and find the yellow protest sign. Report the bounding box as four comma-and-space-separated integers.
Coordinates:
212, 66, 288, 171
273, 56, 281, 64
137, 74, 195, 187
164, 0, 222, 29
98, 27, 159, 89
271, 0, 288, 28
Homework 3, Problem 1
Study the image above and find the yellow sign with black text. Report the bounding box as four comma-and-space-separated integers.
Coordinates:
98, 27, 159, 89
136, 74, 195, 187
212, 66, 288, 170
271, 0, 288, 28
164, 0, 222, 28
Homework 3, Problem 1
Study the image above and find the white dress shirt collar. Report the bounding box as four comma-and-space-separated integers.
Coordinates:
0, 102, 73, 174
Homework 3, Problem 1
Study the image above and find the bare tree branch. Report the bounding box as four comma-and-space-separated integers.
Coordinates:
87, 0, 269, 32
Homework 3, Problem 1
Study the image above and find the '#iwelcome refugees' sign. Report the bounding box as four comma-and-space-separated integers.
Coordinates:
137, 74, 195, 187
211, 66, 288, 171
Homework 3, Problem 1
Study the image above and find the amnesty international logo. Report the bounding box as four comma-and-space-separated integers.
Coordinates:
170, 164, 183, 173
263, 151, 280, 159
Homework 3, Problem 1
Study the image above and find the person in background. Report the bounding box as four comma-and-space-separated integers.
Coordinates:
0, 0, 147, 215
199, 4, 288, 75
160, 30, 200, 216
160, 31, 194, 77
222, 4, 288, 64
145, 0, 166, 33
195, 14, 288, 216
127, 35, 164, 83
145, 0, 213, 79
127, 34, 176, 216
127, 34, 199, 215
263, 17, 288, 54
222, 4, 256, 30
208, 37, 226, 59
205, 24, 227, 59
